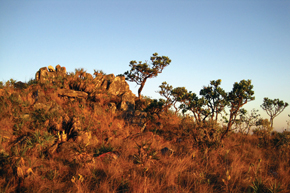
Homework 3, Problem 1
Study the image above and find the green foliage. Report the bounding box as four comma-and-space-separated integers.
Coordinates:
253, 118, 273, 135
158, 82, 187, 114
261, 97, 289, 127
5, 79, 16, 87
234, 108, 260, 134
94, 144, 115, 157
268, 180, 283, 193
271, 131, 290, 149
180, 91, 205, 122
124, 53, 171, 98
221, 79, 255, 139
199, 79, 227, 121
144, 98, 166, 120
25, 130, 55, 151
133, 141, 159, 165
94, 69, 106, 76
27, 78, 38, 85
192, 120, 223, 148
249, 177, 269, 193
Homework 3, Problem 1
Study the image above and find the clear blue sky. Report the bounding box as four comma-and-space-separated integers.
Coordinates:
1, 0, 289, 131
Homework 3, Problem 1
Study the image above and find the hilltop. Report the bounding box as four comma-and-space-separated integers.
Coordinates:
0, 65, 290, 192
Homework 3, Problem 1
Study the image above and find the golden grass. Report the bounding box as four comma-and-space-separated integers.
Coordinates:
0, 77, 290, 193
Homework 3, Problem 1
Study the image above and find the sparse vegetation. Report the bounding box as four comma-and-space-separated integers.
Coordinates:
0, 63, 289, 193
124, 53, 171, 99
261, 98, 289, 128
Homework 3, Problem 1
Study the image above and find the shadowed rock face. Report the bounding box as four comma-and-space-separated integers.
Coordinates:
57, 89, 88, 99
35, 65, 136, 111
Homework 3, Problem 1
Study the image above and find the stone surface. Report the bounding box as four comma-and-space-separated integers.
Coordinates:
55, 64, 66, 74
35, 67, 49, 82
57, 89, 88, 99
35, 65, 66, 83
48, 65, 55, 72
35, 65, 136, 111
107, 75, 129, 95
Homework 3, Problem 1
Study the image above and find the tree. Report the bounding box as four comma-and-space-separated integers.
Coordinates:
253, 118, 273, 136
124, 53, 171, 99
144, 98, 166, 120
179, 91, 206, 123
221, 79, 255, 139
200, 79, 228, 121
158, 82, 174, 112
260, 97, 289, 128
233, 108, 260, 134
158, 82, 188, 114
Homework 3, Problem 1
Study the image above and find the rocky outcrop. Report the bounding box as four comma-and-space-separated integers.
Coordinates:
35, 65, 136, 111
35, 65, 66, 82
57, 89, 88, 99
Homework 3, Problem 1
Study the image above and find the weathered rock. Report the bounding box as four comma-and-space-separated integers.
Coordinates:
118, 91, 136, 111
131, 110, 147, 126
35, 65, 67, 83
35, 67, 49, 82
57, 89, 88, 99
48, 65, 55, 72
107, 76, 129, 95
75, 131, 91, 145
33, 102, 51, 111
55, 64, 66, 74
108, 102, 117, 114
94, 75, 106, 88
34, 65, 136, 112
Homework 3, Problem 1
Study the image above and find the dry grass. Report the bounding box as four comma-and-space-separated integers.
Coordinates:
0, 75, 290, 193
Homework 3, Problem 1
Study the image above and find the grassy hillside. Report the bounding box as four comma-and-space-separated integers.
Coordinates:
0, 68, 289, 193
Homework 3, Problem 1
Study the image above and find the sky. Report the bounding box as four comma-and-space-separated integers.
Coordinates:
0, 0, 289, 131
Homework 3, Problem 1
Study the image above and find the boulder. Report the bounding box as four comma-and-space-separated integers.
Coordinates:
35, 67, 49, 82
107, 75, 129, 95
108, 102, 117, 114
34, 65, 136, 112
131, 110, 147, 126
57, 89, 88, 99
55, 64, 67, 75
33, 102, 51, 111
118, 90, 136, 111
48, 65, 55, 72
35, 65, 67, 83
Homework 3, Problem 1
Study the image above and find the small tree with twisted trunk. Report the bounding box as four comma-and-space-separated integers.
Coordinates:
261, 97, 289, 128
200, 79, 228, 121
124, 53, 171, 99
158, 81, 188, 114
221, 79, 255, 139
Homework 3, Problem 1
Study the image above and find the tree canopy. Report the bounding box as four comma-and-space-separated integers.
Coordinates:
261, 97, 289, 128
221, 79, 255, 139
124, 53, 171, 99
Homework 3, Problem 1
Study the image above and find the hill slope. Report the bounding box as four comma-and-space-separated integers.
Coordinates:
0, 65, 289, 192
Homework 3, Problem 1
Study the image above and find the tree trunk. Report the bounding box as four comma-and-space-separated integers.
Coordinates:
270, 117, 274, 128
221, 113, 234, 140
138, 79, 147, 99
